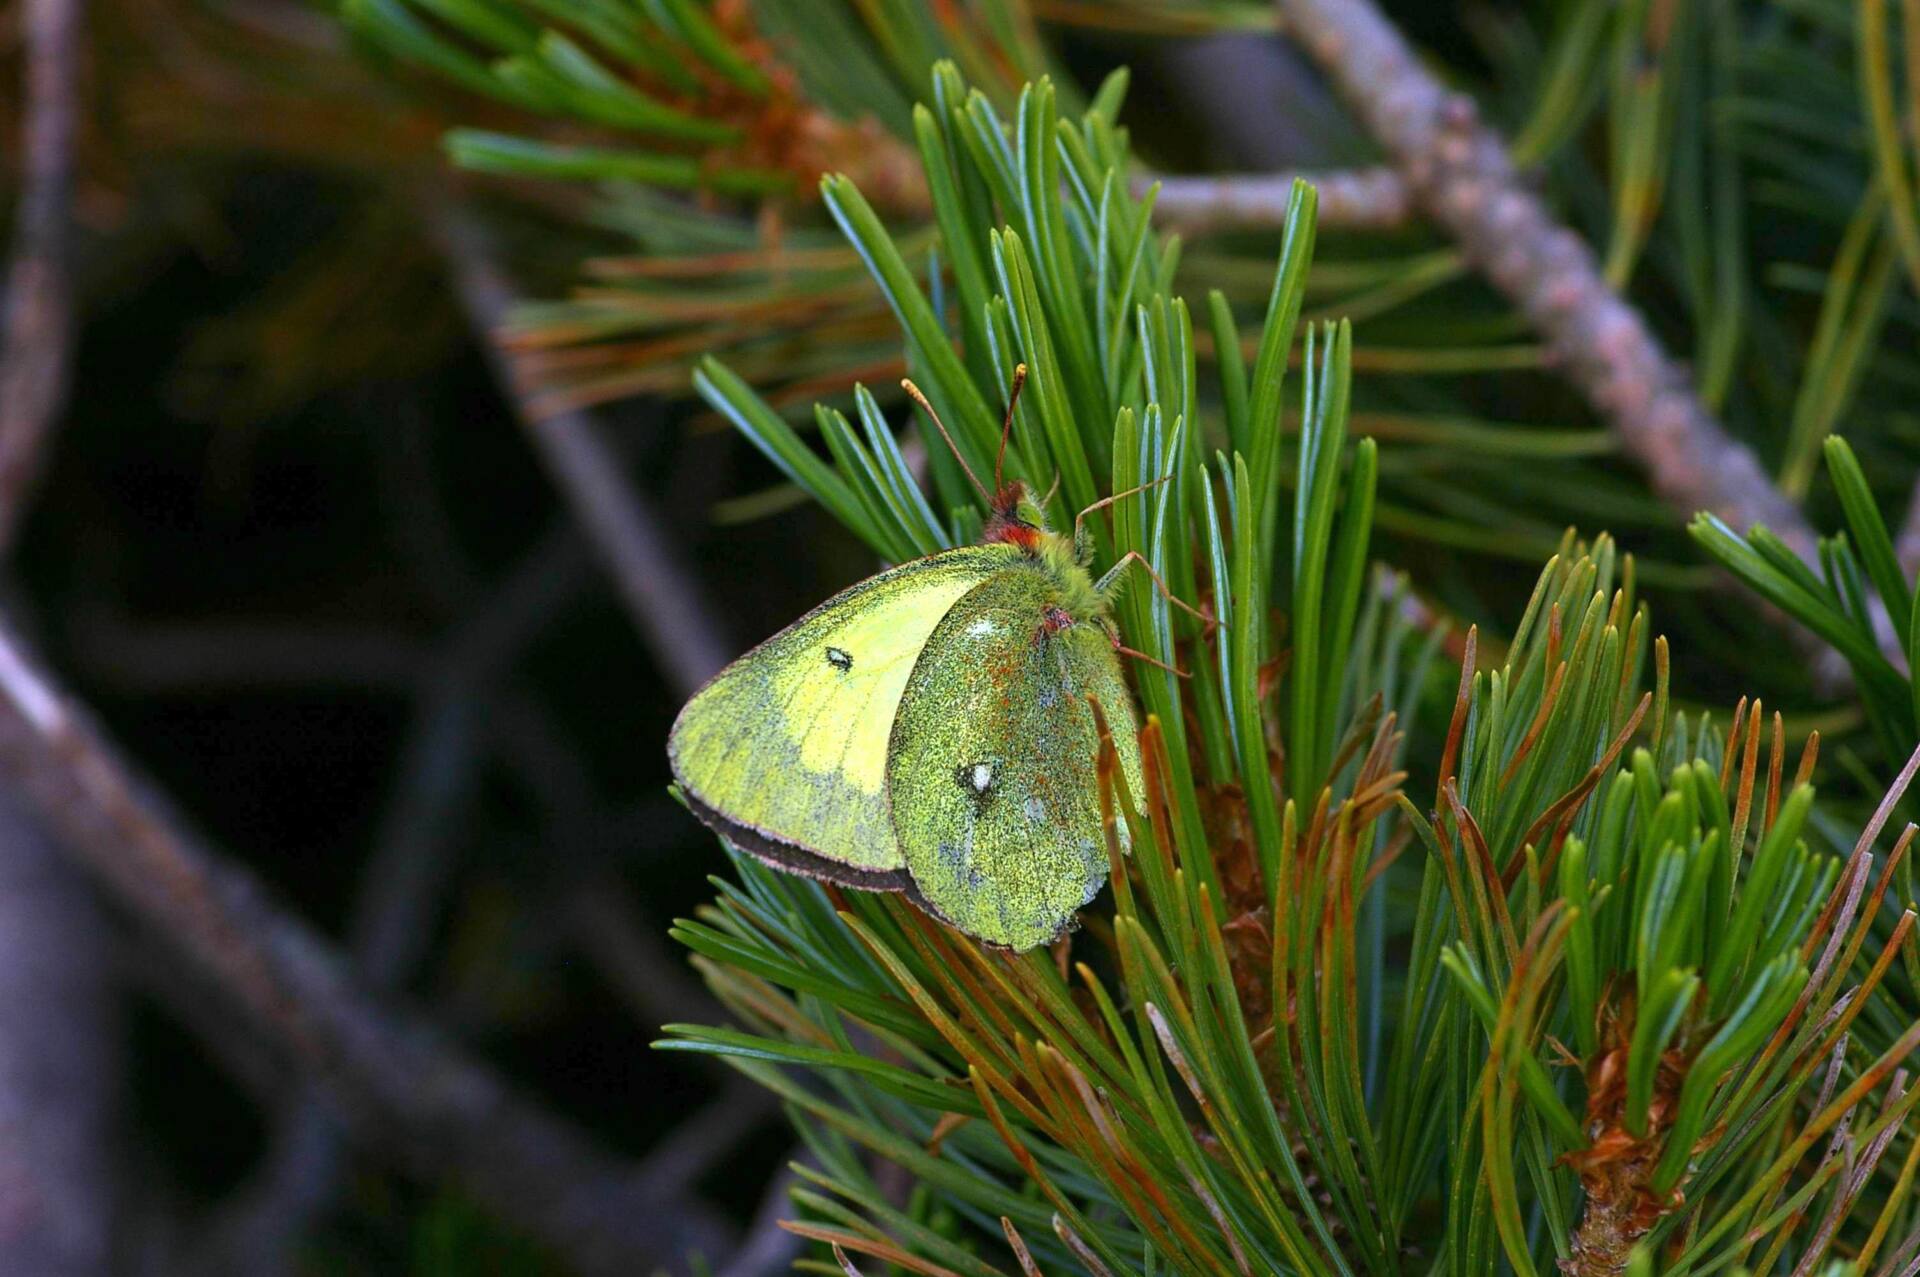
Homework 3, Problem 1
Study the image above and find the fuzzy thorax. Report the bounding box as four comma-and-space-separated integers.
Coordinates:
981, 482, 1110, 625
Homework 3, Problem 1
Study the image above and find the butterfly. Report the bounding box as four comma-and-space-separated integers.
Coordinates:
669, 367, 1201, 951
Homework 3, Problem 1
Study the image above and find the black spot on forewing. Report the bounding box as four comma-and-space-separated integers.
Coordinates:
825, 646, 853, 672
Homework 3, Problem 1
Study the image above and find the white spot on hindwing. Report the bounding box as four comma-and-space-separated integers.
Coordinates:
824, 646, 853, 672
966, 617, 998, 638
1025, 795, 1046, 823
955, 761, 996, 811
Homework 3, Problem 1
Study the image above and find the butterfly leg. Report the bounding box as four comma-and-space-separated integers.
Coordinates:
1094, 551, 1214, 633
1105, 622, 1190, 679
1072, 477, 1171, 552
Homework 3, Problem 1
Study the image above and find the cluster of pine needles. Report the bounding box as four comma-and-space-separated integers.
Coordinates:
634, 63, 1920, 1277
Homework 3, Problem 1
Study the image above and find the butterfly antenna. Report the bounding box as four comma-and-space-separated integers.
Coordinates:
996, 363, 1028, 493
1039, 470, 1062, 511
901, 378, 990, 504
1074, 475, 1172, 545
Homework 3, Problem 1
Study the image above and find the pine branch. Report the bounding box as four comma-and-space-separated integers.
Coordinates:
660, 57, 1920, 1269
1269, 0, 1855, 673
1146, 166, 1412, 233
0, 619, 733, 1275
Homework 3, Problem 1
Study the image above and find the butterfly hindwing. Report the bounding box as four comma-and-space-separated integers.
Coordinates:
886, 566, 1145, 950
669, 544, 1019, 884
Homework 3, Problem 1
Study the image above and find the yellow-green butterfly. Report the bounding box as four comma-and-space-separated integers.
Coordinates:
669, 369, 1192, 951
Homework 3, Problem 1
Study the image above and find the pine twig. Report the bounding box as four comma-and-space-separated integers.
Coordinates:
1146, 166, 1412, 233
0, 619, 733, 1276
1270, 0, 1849, 672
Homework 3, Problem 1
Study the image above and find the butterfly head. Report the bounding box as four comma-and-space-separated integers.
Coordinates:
899, 370, 1105, 621
981, 480, 1048, 554
983, 480, 1108, 625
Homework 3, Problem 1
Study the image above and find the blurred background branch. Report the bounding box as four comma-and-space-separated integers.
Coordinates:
0, 619, 731, 1274
426, 200, 732, 695
0, 0, 82, 554
0, 5, 112, 1274
0, 789, 113, 1277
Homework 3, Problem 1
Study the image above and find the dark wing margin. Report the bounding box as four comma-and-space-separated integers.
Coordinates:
677, 786, 912, 892
667, 544, 1017, 878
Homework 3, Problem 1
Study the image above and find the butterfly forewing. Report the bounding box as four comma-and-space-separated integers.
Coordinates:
887, 568, 1145, 950
669, 544, 1018, 882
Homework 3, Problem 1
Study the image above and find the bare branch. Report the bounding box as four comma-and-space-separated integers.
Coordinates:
0, 0, 85, 553
0, 788, 113, 1276
0, 618, 732, 1275
203, 526, 594, 1273
566, 881, 727, 1028
1270, 0, 1853, 675
115, 928, 291, 1105
425, 199, 733, 696
639, 1077, 778, 1201
71, 621, 427, 695
0, 7, 112, 1268
718, 1158, 806, 1277
1145, 166, 1412, 233
1896, 480, 1920, 588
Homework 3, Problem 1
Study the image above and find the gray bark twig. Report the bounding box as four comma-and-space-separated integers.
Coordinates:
0, 619, 732, 1275
1270, 0, 1807, 545
1146, 166, 1412, 233
115, 930, 291, 1105
566, 882, 726, 1029
638, 1077, 778, 1201
1270, 0, 1856, 677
